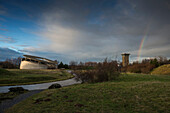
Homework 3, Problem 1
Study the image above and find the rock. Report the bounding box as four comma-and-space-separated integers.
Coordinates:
9, 87, 28, 92
48, 83, 61, 89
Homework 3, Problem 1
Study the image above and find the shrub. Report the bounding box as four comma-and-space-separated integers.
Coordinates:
58, 62, 69, 69
75, 59, 120, 83
126, 63, 156, 74
74, 70, 96, 83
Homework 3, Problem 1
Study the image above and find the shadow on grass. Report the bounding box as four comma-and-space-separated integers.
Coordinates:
114, 73, 170, 82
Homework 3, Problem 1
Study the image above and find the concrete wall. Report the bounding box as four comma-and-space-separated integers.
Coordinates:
20, 61, 48, 69
122, 54, 130, 67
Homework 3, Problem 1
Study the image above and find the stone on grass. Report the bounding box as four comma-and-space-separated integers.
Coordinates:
9, 87, 28, 92
48, 83, 61, 89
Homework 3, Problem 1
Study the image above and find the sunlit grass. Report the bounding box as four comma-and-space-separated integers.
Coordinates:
0, 69, 74, 86
151, 64, 170, 75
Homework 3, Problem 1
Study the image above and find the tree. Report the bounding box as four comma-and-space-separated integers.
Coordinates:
75, 59, 120, 83
58, 62, 64, 69
0, 57, 22, 69
69, 61, 77, 69
150, 58, 159, 67
63, 64, 69, 69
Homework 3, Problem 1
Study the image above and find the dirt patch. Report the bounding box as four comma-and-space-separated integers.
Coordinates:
34, 98, 43, 104
47, 94, 52, 97
61, 90, 67, 93
63, 95, 68, 99
75, 103, 84, 108
67, 100, 73, 102
44, 98, 51, 102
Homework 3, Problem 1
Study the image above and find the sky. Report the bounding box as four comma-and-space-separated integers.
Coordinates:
0, 0, 170, 63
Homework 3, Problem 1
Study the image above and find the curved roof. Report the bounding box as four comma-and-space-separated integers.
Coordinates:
121, 53, 130, 55
23, 55, 57, 64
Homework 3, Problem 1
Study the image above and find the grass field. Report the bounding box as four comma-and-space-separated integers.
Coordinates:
6, 73, 170, 113
0, 69, 74, 86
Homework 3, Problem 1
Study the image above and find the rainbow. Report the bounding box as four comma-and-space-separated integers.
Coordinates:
137, 23, 151, 61
137, 36, 146, 61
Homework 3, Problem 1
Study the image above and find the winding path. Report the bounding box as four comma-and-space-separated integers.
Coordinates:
0, 74, 81, 113
0, 90, 43, 113
0, 77, 81, 93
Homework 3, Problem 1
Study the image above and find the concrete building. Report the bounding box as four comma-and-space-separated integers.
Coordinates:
20, 55, 58, 69
121, 53, 130, 67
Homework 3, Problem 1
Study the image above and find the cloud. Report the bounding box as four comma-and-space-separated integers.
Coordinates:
0, 47, 22, 61
0, 35, 14, 43
1, 0, 170, 62
0, 5, 7, 15
31, 0, 169, 62
0, 17, 6, 21
19, 47, 71, 63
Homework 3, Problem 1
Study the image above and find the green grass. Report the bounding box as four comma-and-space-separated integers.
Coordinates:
151, 64, 170, 75
0, 69, 74, 86
0, 68, 14, 76
6, 73, 170, 113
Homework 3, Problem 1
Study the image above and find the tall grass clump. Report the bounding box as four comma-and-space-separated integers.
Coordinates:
74, 59, 120, 83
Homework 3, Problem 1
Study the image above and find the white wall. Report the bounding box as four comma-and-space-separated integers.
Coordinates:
20, 61, 48, 69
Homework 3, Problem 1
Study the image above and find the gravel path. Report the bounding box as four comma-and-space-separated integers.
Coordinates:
0, 74, 81, 113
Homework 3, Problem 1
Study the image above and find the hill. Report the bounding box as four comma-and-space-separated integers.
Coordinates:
151, 64, 170, 75
6, 73, 170, 113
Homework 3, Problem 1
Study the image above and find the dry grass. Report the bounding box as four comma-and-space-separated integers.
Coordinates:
151, 64, 170, 75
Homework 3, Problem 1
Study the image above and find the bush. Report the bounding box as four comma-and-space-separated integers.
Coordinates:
126, 63, 156, 74
0, 61, 18, 69
58, 62, 69, 69
0, 57, 22, 69
122, 57, 170, 74
75, 59, 120, 83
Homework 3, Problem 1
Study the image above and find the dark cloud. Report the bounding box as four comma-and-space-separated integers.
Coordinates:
0, 0, 170, 62
0, 35, 15, 43
0, 47, 22, 61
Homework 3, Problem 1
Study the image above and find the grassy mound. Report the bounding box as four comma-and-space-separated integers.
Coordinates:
151, 64, 170, 75
6, 73, 170, 113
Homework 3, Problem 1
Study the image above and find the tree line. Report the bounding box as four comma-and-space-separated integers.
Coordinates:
121, 56, 170, 74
